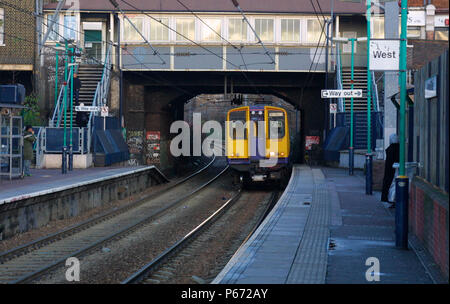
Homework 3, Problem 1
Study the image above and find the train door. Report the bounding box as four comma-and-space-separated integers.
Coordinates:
226, 107, 249, 160
249, 108, 266, 161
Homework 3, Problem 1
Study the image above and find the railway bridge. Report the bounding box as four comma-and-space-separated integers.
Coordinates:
41, 0, 369, 169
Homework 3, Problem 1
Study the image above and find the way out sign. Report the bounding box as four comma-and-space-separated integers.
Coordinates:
369, 39, 400, 71
321, 89, 363, 98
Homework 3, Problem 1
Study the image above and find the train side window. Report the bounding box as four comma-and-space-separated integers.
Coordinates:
228, 111, 247, 140
268, 111, 285, 139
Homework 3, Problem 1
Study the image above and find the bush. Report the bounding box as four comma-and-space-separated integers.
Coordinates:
22, 95, 44, 127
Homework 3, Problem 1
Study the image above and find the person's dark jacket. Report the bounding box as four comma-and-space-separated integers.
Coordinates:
23, 130, 36, 161
381, 143, 400, 202
73, 77, 82, 92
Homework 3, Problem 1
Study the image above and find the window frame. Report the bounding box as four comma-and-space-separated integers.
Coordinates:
0, 8, 5, 46
280, 18, 301, 43
45, 13, 61, 42
200, 17, 223, 42
175, 17, 196, 42
227, 17, 248, 42
254, 17, 275, 43
63, 14, 78, 41
371, 16, 385, 39
305, 18, 324, 45
122, 15, 146, 43
149, 17, 170, 42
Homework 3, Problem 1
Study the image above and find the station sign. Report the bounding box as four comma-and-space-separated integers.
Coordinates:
75, 105, 100, 112
321, 89, 363, 98
369, 39, 400, 71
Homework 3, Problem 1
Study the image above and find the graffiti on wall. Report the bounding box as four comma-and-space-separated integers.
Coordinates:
146, 131, 161, 165
127, 130, 144, 166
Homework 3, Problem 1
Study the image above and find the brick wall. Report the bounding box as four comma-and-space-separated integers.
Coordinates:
409, 176, 449, 280
409, 0, 449, 9
0, 0, 36, 65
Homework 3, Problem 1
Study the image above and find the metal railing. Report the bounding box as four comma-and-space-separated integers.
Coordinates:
49, 69, 73, 128
87, 44, 113, 153
335, 45, 345, 112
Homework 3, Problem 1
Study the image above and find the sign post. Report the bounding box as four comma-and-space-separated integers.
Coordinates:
366, 0, 373, 195
395, 0, 409, 249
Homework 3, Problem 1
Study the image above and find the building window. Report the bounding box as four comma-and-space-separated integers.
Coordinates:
435, 28, 448, 41
46, 14, 60, 41
371, 16, 384, 39
63, 14, 77, 40
176, 18, 195, 41
255, 19, 274, 42
228, 18, 247, 41
307, 19, 323, 44
201, 19, 222, 41
0, 8, 4, 45
123, 17, 144, 42
281, 19, 301, 42
150, 18, 169, 41
406, 26, 421, 38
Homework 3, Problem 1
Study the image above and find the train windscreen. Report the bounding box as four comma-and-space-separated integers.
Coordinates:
268, 110, 285, 139
228, 110, 247, 140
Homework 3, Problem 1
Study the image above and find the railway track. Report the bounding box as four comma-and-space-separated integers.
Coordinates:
123, 190, 279, 284
0, 155, 228, 284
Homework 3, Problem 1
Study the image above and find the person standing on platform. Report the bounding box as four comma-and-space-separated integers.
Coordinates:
23, 125, 36, 177
381, 134, 399, 204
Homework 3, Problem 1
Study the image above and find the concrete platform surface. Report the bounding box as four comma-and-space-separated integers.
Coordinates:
0, 166, 157, 205
213, 165, 435, 284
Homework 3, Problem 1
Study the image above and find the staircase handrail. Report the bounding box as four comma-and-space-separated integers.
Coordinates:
87, 44, 113, 153
335, 45, 345, 112
49, 68, 73, 128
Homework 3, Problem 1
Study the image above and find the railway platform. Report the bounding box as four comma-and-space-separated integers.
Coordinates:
0, 166, 168, 240
213, 165, 443, 284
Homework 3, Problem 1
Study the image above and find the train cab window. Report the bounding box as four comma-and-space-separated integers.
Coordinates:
228, 110, 247, 139
268, 111, 285, 139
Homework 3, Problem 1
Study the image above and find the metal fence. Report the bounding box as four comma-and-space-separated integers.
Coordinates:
413, 50, 449, 194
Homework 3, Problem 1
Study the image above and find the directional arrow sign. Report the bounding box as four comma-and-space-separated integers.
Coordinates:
75, 106, 100, 112
321, 89, 363, 98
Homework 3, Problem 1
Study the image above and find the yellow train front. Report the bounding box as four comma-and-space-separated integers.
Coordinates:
226, 105, 292, 187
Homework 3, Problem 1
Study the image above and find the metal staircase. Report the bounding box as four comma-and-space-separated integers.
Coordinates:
36, 44, 112, 168
341, 67, 368, 111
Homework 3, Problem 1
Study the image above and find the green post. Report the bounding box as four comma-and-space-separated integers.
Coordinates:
55, 43, 59, 109
365, 0, 373, 195
69, 47, 74, 171
349, 38, 356, 175
395, 0, 409, 249
62, 40, 68, 174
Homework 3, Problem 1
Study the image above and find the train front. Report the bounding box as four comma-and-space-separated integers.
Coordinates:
226, 106, 291, 185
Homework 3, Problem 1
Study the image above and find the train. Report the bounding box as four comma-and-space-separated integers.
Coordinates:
225, 105, 292, 187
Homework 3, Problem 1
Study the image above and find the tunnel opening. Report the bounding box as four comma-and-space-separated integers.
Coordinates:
121, 71, 326, 172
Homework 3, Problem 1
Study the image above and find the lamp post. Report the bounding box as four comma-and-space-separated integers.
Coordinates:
62, 40, 68, 174
69, 47, 74, 171
366, 0, 373, 195
55, 43, 59, 109
334, 36, 367, 175
395, 0, 409, 249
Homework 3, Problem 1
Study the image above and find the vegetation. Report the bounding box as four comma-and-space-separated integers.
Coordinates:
21, 95, 44, 126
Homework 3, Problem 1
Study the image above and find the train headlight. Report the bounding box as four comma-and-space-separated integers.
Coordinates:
269, 151, 276, 156
230, 153, 234, 157
280, 152, 285, 156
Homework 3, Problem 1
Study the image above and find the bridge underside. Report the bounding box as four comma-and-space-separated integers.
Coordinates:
122, 71, 327, 170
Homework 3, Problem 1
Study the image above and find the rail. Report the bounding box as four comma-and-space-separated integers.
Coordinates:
0, 156, 223, 283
